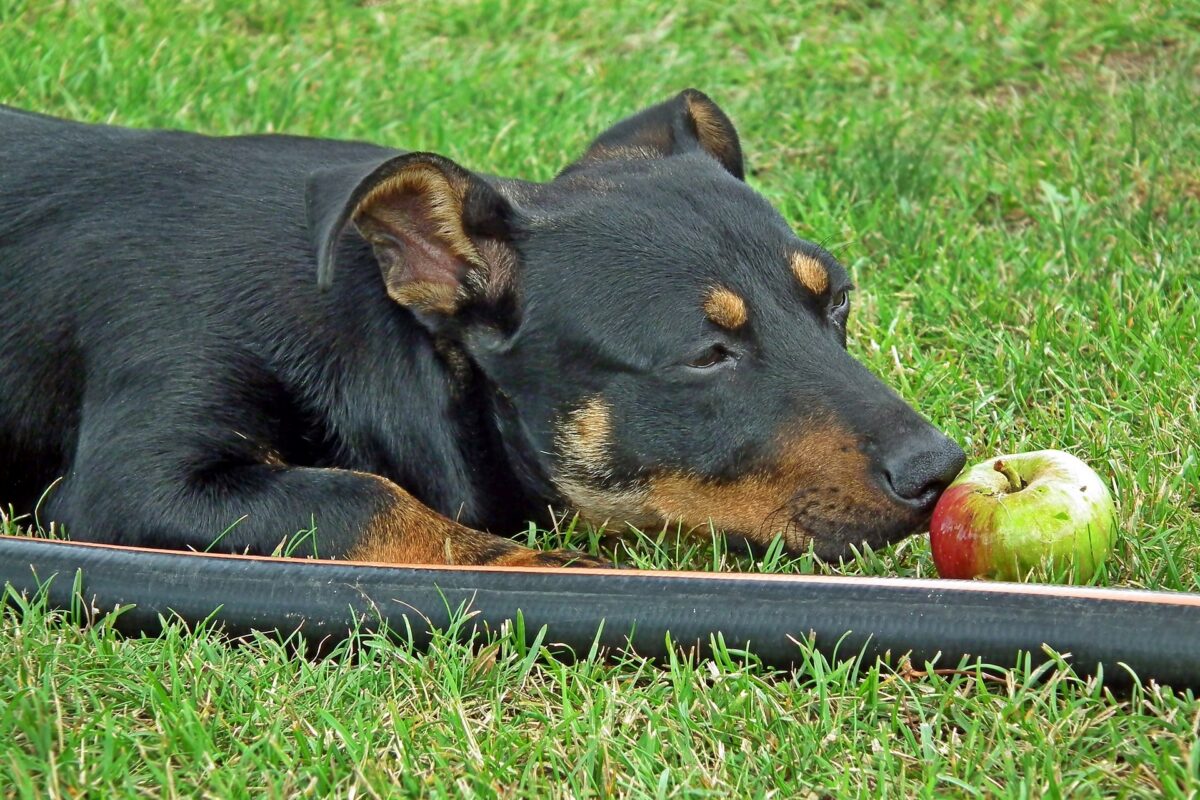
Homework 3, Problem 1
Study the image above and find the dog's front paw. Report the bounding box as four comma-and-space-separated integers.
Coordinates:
502, 548, 624, 569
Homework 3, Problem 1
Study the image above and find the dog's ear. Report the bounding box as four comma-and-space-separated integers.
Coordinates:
308, 152, 516, 317
565, 89, 744, 180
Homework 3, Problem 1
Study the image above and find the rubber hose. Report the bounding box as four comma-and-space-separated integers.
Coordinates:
2, 535, 1198, 689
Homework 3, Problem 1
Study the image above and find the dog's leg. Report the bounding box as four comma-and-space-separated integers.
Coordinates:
50, 460, 607, 567
45, 385, 608, 567
343, 469, 613, 568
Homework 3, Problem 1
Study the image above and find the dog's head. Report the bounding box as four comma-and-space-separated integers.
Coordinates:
310, 89, 964, 560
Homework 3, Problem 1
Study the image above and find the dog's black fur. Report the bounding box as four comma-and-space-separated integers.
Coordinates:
0, 91, 964, 567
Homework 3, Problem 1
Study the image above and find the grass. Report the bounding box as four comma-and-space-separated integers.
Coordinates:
2, 0, 1199, 795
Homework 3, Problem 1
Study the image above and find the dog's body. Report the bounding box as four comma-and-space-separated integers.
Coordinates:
0, 92, 964, 566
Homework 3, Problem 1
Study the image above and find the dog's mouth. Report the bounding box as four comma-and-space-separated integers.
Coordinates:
553, 397, 954, 560
774, 503, 932, 561
555, 472, 929, 561
635, 452, 928, 560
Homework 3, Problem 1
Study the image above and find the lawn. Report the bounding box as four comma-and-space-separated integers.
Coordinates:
2, 0, 1199, 796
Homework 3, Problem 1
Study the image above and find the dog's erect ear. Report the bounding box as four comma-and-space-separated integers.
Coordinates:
566, 88, 744, 180
308, 152, 515, 315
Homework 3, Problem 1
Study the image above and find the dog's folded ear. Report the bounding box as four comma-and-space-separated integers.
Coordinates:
565, 88, 744, 180
308, 153, 516, 317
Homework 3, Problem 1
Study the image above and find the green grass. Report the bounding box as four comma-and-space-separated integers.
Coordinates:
2, 0, 1199, 795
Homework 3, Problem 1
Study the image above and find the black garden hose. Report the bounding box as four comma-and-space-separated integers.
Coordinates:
2, 535, 1199, 689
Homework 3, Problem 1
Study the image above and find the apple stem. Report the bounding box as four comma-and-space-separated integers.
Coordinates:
994, 459, 1025, 492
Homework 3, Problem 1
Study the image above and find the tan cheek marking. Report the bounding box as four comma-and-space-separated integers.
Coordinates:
648, 473, 787, 542
564, 396, 612, 464
646, 423, 891, 549
552, 398, 658, 528
554, 396, 616, 502
790, 253, 829, 295
703, 286, 748, 329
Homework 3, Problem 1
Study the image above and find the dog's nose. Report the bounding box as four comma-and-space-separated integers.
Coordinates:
878, 431, 966, 512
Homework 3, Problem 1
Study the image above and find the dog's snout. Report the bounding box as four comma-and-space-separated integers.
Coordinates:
878, 430, 966, 512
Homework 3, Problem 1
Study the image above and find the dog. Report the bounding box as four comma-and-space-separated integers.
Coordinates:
0, 90, 965, 568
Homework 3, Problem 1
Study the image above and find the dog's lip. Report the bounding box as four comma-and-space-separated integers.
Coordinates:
570, 485, 931, 549
786, 504, 930, 556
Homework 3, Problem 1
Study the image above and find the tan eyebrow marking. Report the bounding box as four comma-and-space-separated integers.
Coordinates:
703, 286, 748, 330
790, 253, 829, 295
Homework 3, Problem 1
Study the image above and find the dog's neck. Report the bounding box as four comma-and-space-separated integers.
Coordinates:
297, 253, 548, 534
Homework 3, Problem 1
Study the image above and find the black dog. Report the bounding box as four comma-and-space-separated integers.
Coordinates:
0, 90, 964, 568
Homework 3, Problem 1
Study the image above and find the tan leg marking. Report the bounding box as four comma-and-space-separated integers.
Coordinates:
348, 474, 611, 568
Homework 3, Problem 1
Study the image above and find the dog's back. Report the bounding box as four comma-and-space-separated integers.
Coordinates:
0, 108, 398, 515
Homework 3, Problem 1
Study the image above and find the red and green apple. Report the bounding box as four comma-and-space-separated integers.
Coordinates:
929, 450, 1116, 581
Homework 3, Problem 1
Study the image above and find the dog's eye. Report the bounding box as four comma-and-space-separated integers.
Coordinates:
687, 344, 734, 370
829, 289, 851, 321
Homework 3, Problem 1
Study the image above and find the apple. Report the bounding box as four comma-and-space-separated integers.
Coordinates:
929, 450, 1116, 582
